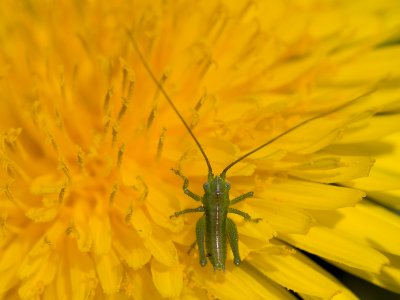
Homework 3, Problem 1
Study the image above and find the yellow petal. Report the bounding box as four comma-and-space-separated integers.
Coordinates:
257, 47, 320, 90
249, 199, 314, 234
17, 223, 64, 299
179, 285, 209, 300
18, 258, 57, 300
300, 289, 359, 300
233, 206, 276, 240
259, 179, 365, 209
90, 215, 111, 254
330, 253, 400, 294
60, 241, 98, 300
146, 184, 184, 233
0, 235, 31, 293
18, 238, 52, 280
340, 114, 400, 143
330, 47, 400, 84
0, 265, 17, 295
249, 243, 355, 299
151, 260, 183, 298
368, 189, 400, 211
93, 251, 122, 295
25, 205, 59, 223
145, 227, 178, 266
113, 220, 151, 270
347, 165, 400, 191
314, 200, 400, 255
123, 268, 162, 300
290, 155, 374, 183
73, 203, 93, 252
191, 263, 297, 300
129, 208, 152, 238
281, 225, 389, 273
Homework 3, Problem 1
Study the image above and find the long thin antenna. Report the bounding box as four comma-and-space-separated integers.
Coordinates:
127, 30, 213, 174
220, 88, 376, 178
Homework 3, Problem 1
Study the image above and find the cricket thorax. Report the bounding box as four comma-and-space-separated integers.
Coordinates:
203, 174, 231, 202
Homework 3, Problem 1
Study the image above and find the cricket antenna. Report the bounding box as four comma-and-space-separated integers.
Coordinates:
127, 30, 213, 174
220, 88, 376, 178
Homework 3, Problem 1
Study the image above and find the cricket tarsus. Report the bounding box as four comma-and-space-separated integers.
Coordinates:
129, 32, 371, 271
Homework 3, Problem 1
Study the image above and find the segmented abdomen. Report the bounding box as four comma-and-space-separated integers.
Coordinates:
205, 199, 228, 270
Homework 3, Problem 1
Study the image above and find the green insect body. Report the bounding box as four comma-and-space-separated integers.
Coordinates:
128, 31, 369, 271
171, 170, 260, 271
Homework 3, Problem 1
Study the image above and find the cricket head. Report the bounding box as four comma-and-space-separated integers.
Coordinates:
202, 172, 231, 198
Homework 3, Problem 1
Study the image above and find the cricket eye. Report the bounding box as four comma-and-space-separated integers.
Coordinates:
225, 182, 230, 190
203, 182, 210, 190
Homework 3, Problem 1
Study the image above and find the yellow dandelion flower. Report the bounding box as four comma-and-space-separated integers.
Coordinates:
1, 0, 400, 299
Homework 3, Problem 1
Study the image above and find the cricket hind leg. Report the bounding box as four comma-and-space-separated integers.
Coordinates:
226, 218, 240, 266
171, 168, 202, 201
196, 216, 207, 267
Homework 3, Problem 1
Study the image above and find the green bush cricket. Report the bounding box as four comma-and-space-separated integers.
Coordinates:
128, 32, 371, 271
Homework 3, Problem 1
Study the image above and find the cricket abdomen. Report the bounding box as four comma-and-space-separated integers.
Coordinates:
205, 198, 228, 271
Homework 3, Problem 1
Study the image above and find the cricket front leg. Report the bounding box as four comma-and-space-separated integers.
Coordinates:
170, 206, 205, 219
172, 168, 202, 201
230, 191, 253, 205
228, 207, 262, 223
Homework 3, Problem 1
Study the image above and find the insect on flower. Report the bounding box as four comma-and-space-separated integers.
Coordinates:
128, 31, 371, 271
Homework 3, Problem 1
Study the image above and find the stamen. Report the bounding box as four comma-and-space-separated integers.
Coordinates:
194, 91, 207, 111
77, 146, 85, 172
72, 64, 78, 89
103, 88, 113, 112
77, 33, 91, 56
112, 122, 120, 146
156, 127, 167, 160
133, 176, 148, 202
31, 101, 41, 128
2, 184, 15, 202
5, 161, 17, 179
65, 221, 78, 237
46, 131, 59, 153
146, 106, 157, 129
109, 183, 119, 204
238, 0, 257, 21
238, 22, 262, 62
54, 107, 63, 129
66, 225, 73, 235
3, 128, 23, 153
59, 160, 72, 182
190, 111, 199, 129
190, 92, 207, 129
0, 211, 8, 237
121, 68, 128, 94
125, 205, 133, 223
43, 236, 53, 247
117, 79, 135, 121
126, 79, 135, 101
154, 73, 168, 99
147, 73, 167, 129
117, 97, 129, 121
58, 183, 67, 204
103, 112, 112, 133
197, 57, 215, 82
205, 5, 228, 43
117, 144, 126, 168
